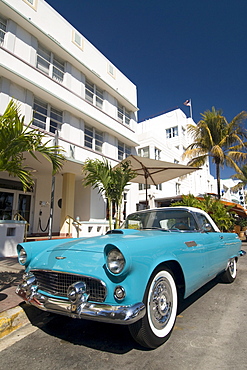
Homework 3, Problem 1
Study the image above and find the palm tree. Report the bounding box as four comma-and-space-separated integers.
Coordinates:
183, 107, 247, 198
82, 158, 115, 229
0, 99, 65, 190
111, 160, 137, 228
231, 164, 247, 191
82, 158, 136, 229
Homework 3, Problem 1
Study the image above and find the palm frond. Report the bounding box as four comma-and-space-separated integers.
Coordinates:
0, 99, 65, 189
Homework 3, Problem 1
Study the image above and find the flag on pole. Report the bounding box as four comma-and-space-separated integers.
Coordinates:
183, 99, 192, 118
183, 99, 191, 107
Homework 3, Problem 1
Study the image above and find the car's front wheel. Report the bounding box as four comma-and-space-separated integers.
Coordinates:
129, 268, 177, 349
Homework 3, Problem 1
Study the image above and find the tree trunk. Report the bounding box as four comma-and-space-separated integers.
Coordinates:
115, 195, 123, 229
216, 162, 221, 199
108, 199, 113, 230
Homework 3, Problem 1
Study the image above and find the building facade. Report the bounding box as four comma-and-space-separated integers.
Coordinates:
0, 0, 220, 238
0, 0, 139, 237
136, 109, 216, 207
221, 178, 246, 208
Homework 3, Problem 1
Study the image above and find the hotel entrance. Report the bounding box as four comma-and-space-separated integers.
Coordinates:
0, 179, 33, 234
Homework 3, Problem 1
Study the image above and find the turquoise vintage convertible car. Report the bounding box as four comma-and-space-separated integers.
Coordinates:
16, 207, 245, 348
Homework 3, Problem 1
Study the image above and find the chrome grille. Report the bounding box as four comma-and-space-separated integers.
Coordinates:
32, 270, 106, 302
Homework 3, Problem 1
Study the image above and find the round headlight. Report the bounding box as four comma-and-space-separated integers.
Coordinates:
19, 247, 27, 265
107, 248, 125, 274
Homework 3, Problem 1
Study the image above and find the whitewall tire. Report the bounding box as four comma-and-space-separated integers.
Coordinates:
129, 268, 178, 349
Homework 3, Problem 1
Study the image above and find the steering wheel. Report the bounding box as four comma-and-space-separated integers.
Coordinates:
170, 222, 188, 230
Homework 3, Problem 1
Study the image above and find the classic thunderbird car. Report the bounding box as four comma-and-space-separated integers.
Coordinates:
16, 207, 245, 348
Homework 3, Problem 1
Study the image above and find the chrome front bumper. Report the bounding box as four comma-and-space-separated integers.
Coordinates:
16, 285, 146, 325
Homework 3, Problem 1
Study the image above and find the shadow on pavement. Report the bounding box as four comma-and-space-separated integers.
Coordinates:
19, 275, 223, 354
0, 271, 24, 291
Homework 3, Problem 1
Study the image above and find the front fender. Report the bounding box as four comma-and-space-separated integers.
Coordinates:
114, 252, 183, 305
17, 238, 80, 267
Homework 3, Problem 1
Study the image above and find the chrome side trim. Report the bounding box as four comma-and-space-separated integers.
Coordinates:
16, 286, 146, 325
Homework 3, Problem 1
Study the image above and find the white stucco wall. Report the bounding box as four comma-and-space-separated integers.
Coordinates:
137, 109, 216, 203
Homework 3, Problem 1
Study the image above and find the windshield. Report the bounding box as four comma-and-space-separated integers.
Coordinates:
122, 209, 199, 231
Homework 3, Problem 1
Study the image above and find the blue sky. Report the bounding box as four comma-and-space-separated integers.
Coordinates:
46, 0, 247, 178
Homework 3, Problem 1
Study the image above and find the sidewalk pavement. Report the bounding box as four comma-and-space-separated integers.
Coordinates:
0, 257, 27, 339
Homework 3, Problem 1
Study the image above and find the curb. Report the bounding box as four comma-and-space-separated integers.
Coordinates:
0, 304, 29, 339
0, 303, 53, 341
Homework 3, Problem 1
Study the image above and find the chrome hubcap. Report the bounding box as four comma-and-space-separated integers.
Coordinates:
150, 277, 173, 330
229, 259, 236, 277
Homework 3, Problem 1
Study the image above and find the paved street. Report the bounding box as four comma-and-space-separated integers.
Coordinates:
0, 252, 246, 370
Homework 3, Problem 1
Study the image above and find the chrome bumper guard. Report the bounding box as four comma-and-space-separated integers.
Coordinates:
16, 285, 146, 325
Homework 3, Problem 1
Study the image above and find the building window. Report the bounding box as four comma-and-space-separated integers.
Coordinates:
139, 183, 150, 190
36, 44, 64, 82
138, 147, 150, 158
22, 0, 37, 10
156, 183, 162, 190
52, 56, 64, 82
72, 30, 84, 50
95, 129, 104, 152
0, 17, 6, 45
37, 45, 50, 75
84, 125, 103, 152
118, 141, 124, 160
33, 98, 63, 134
85, 79, 104, 109
125, 144, 131, 157
85, 80, 93, 104
50, 107, 63, 134
155, 148, 161, 160
108, 63, 115, 78
118, 141, 131, 160
175, 182, 181, 195
166, 126, 178, 139
84, 125, 93, 149
117, 103, 131, 125
33, 99, 47, 130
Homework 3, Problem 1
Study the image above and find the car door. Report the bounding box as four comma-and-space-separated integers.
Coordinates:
177, 231, 209, 298
202, 231, 227, 277
195, 212, 226, 278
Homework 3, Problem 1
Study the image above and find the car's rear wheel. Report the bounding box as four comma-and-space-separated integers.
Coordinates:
219, 258, 237, 283
129, 268, 177, 349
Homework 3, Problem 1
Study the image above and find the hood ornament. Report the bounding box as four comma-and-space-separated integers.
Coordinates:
55, 256, 66, 260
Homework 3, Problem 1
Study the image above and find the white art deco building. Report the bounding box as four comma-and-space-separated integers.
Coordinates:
0, 0, 140, 237
0, 0, 216, 238
136, 108, 216, 208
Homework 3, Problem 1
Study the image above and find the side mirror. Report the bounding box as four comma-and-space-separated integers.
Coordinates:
202, 223, 212, 232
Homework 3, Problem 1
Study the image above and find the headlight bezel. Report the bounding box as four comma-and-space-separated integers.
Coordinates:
106, 246, 126, 275
18, 247, 27, 265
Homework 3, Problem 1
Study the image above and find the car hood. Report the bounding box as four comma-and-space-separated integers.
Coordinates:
45, 229, 143, 253
25, 229, 146, 273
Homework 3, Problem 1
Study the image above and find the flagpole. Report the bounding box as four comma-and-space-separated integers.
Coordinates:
183, 99, 193, 119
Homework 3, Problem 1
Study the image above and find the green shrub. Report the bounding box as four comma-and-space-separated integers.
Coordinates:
171, 194, 236, 232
